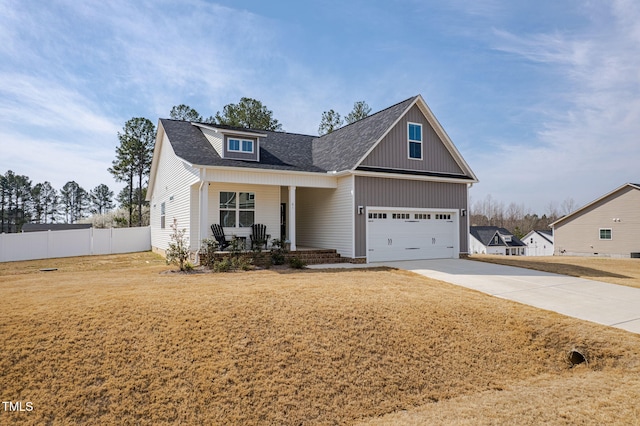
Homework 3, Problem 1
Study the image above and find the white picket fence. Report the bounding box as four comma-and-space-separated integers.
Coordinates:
0, 227, 151, 262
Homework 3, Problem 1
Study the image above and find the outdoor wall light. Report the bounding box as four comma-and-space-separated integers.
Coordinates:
358, 206, 364, 215
461, 209, 467, 217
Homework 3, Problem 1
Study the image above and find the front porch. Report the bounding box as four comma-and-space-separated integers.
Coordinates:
193, 175, 354, 258
209, 246, 349, 265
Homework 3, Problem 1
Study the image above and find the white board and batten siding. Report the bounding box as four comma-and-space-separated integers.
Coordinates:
296, 176, 354, 258
150, 132, 199, 251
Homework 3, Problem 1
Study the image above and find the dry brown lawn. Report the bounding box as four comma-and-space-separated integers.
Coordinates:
470, 254, 640, 289
1, 253, 640, 425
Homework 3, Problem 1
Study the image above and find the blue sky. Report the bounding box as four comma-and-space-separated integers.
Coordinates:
1, 0, 638, 214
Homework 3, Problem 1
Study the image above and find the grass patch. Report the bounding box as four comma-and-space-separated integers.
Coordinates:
1, 253, 640, 424
470, 254, 640, 289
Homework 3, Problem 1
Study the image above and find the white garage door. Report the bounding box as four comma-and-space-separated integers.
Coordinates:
367, 210, 456, 262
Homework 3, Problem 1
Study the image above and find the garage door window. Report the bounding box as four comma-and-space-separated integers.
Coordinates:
368, 213, 387, 219
392, 213, 410, 219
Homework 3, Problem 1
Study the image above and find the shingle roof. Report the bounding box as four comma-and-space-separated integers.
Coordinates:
159, 96, 418, 173
311, 96, 417, 171
535, 230, 554, 244
160, 120, 324, 173
470, 226, 526, 247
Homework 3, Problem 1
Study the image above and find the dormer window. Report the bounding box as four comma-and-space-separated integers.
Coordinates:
228, 138, 254, 153
408, 122, 422, 160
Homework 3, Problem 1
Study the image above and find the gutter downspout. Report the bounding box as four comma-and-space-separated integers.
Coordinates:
466, 183, 473, 256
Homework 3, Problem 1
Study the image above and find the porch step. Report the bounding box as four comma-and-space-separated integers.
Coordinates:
285, 249, 347, 265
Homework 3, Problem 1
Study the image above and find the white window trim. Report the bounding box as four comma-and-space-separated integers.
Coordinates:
599, 228, 612, 240
227, 137, 255, 154
407, 122, 423, 160
219, 191, 256, 228
160, 202, 166, 229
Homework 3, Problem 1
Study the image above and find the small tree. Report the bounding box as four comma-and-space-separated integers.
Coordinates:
166, 219, 191, 271
345, 101, 371, 124
318, 109, 343, 135
170, 104, 203, 122
90, 184, 115, 215
214, 97, 282, 131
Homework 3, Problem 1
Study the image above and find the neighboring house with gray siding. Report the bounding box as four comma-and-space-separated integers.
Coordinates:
551, 183, 640, 258
147, 95, 478, 263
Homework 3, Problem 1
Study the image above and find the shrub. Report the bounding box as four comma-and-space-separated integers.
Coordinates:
289, 256, 306, 269
270, 238, 287, 265
213, 257, 233, 272
166, 219, 191, 271
235, 257, 253, 271
199, 238, 218, 268
212, 255, 254, 273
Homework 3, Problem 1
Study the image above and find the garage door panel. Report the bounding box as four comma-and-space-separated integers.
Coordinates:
367, 210, 455, 262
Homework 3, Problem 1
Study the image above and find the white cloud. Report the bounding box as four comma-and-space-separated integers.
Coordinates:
0, 73, 120, 138
1, 129, 116, 192
470, 1, 640, 212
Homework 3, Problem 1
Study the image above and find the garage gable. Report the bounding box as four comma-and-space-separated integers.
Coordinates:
357, 98, 475, 181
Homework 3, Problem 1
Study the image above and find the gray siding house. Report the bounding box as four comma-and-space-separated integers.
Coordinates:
147, 95, 478, 263
551, 183, 640, 258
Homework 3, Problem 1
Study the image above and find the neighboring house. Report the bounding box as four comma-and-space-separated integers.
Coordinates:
522, 229, 554, 256
21, 223, 92, 232
469, 226, 526, 255
551, 183, 640, 258
147, 95, 478, 263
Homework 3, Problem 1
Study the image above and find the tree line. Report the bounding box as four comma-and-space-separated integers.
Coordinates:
3, 97, 372, 233
470, 194, 578, 238
0, 171, 114, 233
168, 98, 372, 136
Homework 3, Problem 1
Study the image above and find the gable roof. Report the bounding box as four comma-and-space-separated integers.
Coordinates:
311, 96, 416, 171
550, 183, 640, 227
155, 94, 477, 181
470, 226, 526, 247
523, 229, 554, 244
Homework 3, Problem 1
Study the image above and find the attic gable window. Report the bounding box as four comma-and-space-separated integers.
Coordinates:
228, 138, 254, 153
408, 122, 423, 160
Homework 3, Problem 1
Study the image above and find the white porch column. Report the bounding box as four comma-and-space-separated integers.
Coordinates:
288, 185, 296, 251
199, 178, 209, 250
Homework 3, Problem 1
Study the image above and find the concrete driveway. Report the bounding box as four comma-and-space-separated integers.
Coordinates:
378, 259, 640, 334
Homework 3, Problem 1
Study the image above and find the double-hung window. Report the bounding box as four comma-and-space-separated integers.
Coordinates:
220, 191, 255, 227
227, 138, 254, 153
599, 228, 612, 240
408, 123, 423, 160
